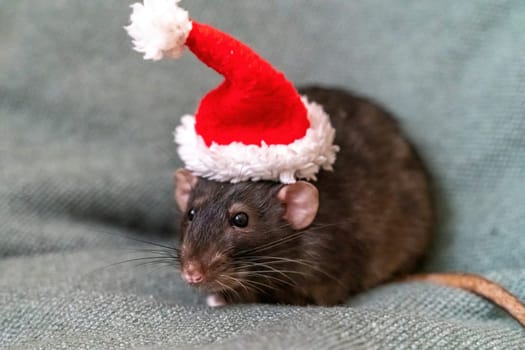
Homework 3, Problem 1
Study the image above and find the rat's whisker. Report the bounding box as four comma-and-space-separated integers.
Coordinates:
234, 230, 303, 257
307, 218, 358, 230
104, 256, 179, 268
243, 255, 346, 288
132, 259, 179, 269
215, 278, 241, 299
234, 261, 298, 285
81, 255, 180, 280
124, 247, 180, 259
84, 225, 180, 252
222, 274, 267, 295
221, 274, 251, 295
242, 267, 309, 279
241, 271, 298, 288
241, 278, 279, 293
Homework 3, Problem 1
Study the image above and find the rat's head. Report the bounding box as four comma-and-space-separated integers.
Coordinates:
173, 169, 319, 296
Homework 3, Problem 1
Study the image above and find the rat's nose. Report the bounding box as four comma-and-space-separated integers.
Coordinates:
182, 262, 204, 284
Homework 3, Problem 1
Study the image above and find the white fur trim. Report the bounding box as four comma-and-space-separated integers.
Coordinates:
174, 97, 340, 184
125, 0, 192, 61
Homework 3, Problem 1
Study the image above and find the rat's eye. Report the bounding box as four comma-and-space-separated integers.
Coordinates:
187, 208, 195, 221
231, 212, 249, 228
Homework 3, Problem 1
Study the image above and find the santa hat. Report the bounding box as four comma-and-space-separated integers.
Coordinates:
126, 0, 338, 184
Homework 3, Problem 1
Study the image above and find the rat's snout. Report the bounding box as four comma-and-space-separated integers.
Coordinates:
181, 262, 204, 285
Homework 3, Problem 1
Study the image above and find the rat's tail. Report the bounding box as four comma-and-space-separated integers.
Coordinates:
405, 272, 525, 328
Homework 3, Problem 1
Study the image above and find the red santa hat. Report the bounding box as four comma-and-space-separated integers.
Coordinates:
126, 0, 338, 184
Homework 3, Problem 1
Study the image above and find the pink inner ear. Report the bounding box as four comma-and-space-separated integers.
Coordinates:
174, 169, 197, 212
277, 181, 319, 230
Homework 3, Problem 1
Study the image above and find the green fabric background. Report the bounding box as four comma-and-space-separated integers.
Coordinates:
1, 1, 524, 349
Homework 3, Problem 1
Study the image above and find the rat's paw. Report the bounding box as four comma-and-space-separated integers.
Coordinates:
206, 294, 227, 307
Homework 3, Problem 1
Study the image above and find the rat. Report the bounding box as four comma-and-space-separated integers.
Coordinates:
173, 85, 525, 327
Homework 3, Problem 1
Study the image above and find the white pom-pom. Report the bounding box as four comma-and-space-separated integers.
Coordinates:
125, 0, 192, 60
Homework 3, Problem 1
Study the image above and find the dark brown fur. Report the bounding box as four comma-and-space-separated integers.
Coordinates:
177, 86, 434, 305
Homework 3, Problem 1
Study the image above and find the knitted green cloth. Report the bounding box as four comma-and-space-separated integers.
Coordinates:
1, 1, 524, 349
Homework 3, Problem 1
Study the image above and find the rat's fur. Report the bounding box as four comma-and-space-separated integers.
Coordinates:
176, 86, 434, 305
173, 87, 525, 329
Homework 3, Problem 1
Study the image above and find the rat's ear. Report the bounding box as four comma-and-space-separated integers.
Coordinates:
174, 168, 198, 212
277, 181, 319, 230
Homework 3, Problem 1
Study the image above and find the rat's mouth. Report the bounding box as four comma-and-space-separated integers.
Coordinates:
180, 258, 252, 293
181, 269, 244, 293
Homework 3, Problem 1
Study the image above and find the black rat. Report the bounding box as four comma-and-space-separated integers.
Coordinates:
123, 0, 525, 328
173, 86, 525, 327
